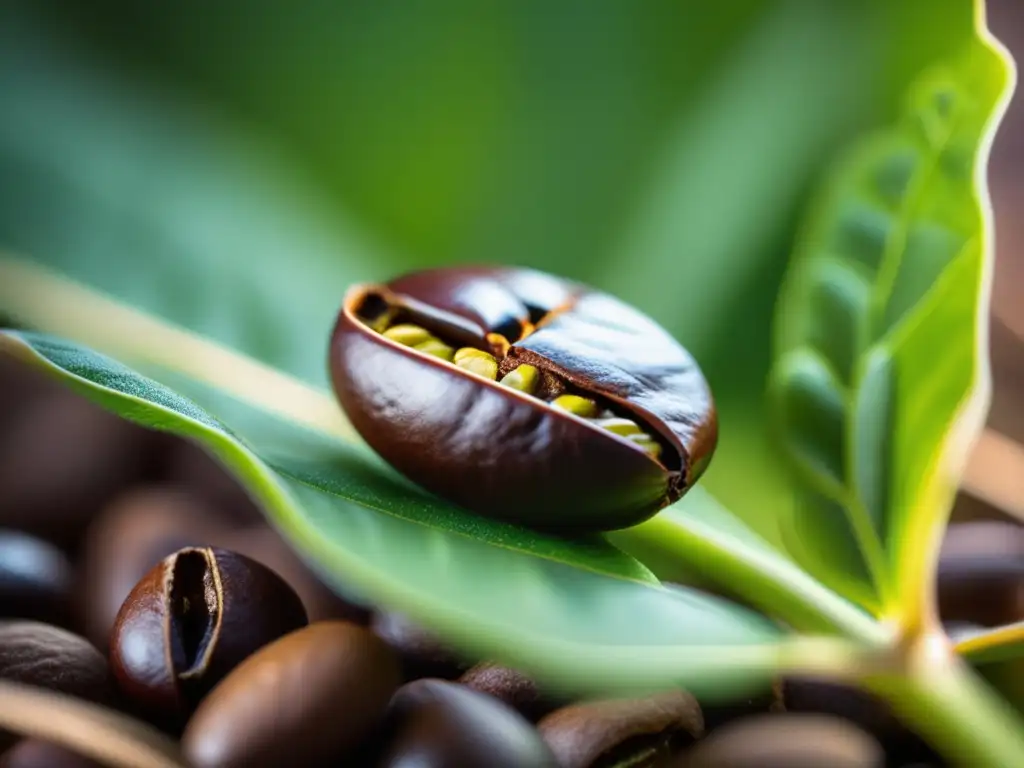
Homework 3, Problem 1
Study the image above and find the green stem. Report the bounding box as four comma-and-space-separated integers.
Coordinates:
863, 648, 1024, 768
609, 514, 889, 646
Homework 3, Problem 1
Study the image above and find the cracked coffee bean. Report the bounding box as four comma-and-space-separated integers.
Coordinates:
537, 690, 703, 768
183, 621, 400, 768
330, 267, 717, 532
0, 621, 116, 706
376, 678, 558, 768
109, 547, 307, 727
938, 521, 1024, 626
676, 714, 884, 768
0, 531, 74, 628
77, 488, 231, 651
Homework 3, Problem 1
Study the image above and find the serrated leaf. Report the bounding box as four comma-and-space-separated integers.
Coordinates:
769, 22, 1014, 621
0, 328, 788, 699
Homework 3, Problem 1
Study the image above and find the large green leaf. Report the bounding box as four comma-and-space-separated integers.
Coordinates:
0, 2, 990, 553
0, 328, 790, 699
767, 16, 1014, 622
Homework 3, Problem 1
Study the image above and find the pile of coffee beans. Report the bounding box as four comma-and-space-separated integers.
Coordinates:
1, 356, 1014, 767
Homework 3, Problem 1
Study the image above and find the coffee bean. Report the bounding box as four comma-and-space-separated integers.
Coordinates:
372, 611, 472, 681
182, 621, 400, 768
0, 622, 115, 705
0, 740, 101, 768
537, 690, 703, 768
676, 714, 884, 767
77, 488, 232, 651
0, 394, 150, 549
161, 441, 261, 527
781, 678, 934, 763
457, 663, 564, 722
376, 678, 558, 768
938, 521, 1024, 626
222, 525, 371, 625
701, 683, 782, 732
110, 547, 307, 727
0, 531, 74, 628
331, 268, 717, 533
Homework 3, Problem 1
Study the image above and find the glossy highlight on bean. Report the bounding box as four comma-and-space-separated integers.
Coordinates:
329, 267, 717, 532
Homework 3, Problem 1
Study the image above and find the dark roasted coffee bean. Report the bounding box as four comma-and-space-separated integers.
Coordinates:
781, 678, 934, 764
0, 531, 73, 628
701, 683, 782, 732
0, 394, 149, 548
77, 488, 231, 651
675, 714, 884, 767
457, 663, 564, 722
376, 678, 557, 768
373, 611, 472, 681
110, 547, 307, 727
162, 441, 262, 526
938, 521, 1024, 626
0, 740, 101, 768
222, 525, 371, 625
329, 268, 717, 532
538, 690, 703, 768
183, 622, 400, 768
0, 622, 115, 705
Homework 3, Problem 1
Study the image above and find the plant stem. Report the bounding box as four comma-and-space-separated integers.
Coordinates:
863, 640, 1024, 768
610, 514, 890, 646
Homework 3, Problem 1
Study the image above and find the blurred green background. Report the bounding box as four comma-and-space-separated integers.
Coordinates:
0, 1, 989, 545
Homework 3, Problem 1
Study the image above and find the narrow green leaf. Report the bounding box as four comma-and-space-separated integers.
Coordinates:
0, 329, 789, 699
769, 19, 1015, 620
957, 624, 1024, 667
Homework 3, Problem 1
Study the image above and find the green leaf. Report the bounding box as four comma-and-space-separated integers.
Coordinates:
0, 328, 789, 699
957, 624, 1024, 667
0, 13, 396, 390
768, 18, 1015, 619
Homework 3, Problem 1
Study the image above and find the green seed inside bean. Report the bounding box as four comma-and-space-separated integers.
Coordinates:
551, 394, 598, 418
384, 324, 434, 347
592, 417, 644, 437
626, 433, 662, 459
499, 364, 539, 394
453, 348, 498, 380
415, 339, 455, 362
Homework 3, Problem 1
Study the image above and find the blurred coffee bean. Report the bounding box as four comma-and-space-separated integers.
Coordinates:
222, 525, 371, 624
0, 531, 73, 628
457, 662, 564, 722
0, 621, 115, 705
110, 547, 307, 728
162, 440, 261, 526
0, 393, 151, 549
376, 678, 557, 768
781, 678, 934, 763
676, 714, 884, 768
373, 611, 472, 681
701, 683, 782, 733
0, 358, 41, 433
938, 521, 1024, 626
77, 487, 232, 650
183, 621, 400, 768
0, 740, 101, 768
537, 690, 703, 768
